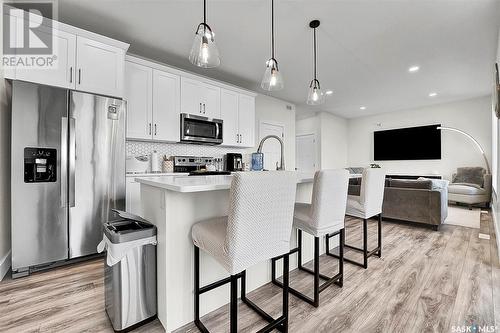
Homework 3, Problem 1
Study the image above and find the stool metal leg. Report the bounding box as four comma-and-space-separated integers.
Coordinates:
335, 216, 383, 269
363, 218, 368, 269
272, 231, 343, 308
377, 214, 382, 257
230, 274, 238, 333
194, 246, 209, 333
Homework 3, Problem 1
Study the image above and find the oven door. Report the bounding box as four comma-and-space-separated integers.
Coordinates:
180, 113, 223, 144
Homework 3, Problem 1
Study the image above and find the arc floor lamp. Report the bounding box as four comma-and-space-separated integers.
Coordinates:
437, 126, 491, 174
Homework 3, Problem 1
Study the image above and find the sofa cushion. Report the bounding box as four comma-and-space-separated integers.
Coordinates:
389, 179, 432, 190
448, 184, 487, 195
452, 167, 485, 187
418, 177, 449, 191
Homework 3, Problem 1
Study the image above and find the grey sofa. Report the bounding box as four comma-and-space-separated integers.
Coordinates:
349, 178, 448, 230
448, 167, 491, 208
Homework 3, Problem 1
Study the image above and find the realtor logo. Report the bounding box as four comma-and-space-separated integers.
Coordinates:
3, 1, 54, 54
2, 1, 57, 69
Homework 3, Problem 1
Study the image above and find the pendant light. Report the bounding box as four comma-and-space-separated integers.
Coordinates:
261, 0, 284, 91
307, 20, 325, 105
189, 0, 220, 68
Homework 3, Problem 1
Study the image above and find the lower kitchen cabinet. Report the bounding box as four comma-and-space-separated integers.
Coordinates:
126, 177, 142, 216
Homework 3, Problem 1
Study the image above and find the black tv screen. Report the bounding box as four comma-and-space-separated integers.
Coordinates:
374, 124, 441, 160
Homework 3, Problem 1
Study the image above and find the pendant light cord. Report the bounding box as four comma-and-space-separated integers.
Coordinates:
313, 27, 317, 80
271, 0, 275, 59
203, 0, 207, 24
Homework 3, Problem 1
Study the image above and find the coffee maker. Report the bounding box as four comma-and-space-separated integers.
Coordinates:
226, 153, 243, 171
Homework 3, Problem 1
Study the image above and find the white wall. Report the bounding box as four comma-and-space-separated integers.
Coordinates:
347, 96, 492, 180
252, 94, 296, 170
296, 111, 348, 170
0, 8, 12, 280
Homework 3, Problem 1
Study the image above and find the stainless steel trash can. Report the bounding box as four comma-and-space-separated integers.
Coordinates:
103, 212, 157, 332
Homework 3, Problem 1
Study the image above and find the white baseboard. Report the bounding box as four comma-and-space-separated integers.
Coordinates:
0, 250, 11, 281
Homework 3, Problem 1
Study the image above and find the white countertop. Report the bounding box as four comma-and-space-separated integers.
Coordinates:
135, 172, 315, 193
126, 172, 188, 177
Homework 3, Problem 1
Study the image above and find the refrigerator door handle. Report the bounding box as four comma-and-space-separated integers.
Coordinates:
69, 117, 76, 207
61, 117, 68, 207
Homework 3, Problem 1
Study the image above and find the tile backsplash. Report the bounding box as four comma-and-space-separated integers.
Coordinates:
126, 140, 252, 170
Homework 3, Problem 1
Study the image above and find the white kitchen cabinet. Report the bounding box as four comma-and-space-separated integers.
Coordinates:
238, 94, 256, 147
125, 61, 153, 140
4, 8, 128, 96
14, 26, 76, 89
220, 89, 255, 148
201, 83, 221, 118
220, 89, 239, 146
152, 70, 180, 142
76, 36, 125, 97
126, 178, 142, 216
180, 77, 220, 118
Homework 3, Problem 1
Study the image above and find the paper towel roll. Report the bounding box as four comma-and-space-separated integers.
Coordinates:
151, 150, 160, 172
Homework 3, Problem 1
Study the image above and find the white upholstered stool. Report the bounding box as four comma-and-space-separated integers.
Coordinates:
191, 172, 297, 333
271, 169, 349, 307
328, 168, 386, 269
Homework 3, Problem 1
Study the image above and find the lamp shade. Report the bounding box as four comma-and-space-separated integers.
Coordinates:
189, 24, 220, 68
261, 59, 284, 91
306, 79, 324, 105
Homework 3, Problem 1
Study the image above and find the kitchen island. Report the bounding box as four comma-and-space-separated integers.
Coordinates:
137, 172, 332, 332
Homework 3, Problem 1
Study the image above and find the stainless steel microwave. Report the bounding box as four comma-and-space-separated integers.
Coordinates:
180, 113, 223, 145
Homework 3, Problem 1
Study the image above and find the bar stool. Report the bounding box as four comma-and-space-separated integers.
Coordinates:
271, 169, 349, 307
191, 171, 297, 333
327, 168, 386, 269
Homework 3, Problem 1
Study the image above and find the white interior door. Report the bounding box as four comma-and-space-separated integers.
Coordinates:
259, 122, 285, 171
296, 134, 317, 172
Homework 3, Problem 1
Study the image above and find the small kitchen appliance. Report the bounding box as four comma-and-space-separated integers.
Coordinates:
226, 153, 243, 171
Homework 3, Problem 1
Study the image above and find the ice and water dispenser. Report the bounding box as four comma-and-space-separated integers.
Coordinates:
24, 147, 57, 183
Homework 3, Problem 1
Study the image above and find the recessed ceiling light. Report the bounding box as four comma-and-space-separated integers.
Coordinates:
325, 90, 333, 95
408, 66, 420, 73
428, 92, 438, 97
360, 106, 366, 110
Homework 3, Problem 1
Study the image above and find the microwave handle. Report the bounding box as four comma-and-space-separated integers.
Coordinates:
216, 122, 220, 139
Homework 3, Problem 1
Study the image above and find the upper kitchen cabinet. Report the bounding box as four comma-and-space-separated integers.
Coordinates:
124, 58, 180, 142
75, 36, 126, 97
238, 94, 256, 147
152, 70, 180, 142
180, 77, 221, 118
4, 7, 129, 97
14, 25, 76, 89
220, 89, 256, 148
125, 61, 153, 140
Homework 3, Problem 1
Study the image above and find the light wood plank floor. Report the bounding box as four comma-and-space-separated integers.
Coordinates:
1, 213, 499, 333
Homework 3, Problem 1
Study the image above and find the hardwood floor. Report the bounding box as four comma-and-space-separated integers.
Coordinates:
1, 213, 499, 333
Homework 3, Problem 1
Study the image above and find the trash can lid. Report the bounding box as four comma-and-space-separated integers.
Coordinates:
104, 210, 157, 243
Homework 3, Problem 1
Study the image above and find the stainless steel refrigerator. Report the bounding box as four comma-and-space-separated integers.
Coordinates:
11, 81, 125, 278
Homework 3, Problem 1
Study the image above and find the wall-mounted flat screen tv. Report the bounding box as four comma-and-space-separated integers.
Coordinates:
374, 124, 441, 160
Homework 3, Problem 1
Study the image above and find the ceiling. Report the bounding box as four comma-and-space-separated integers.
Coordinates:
57, 0, 500, 119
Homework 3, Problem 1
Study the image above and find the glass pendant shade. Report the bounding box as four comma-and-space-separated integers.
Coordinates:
261, 59, 284, 91
189, 23, 220, 68
307, 79, 325, 105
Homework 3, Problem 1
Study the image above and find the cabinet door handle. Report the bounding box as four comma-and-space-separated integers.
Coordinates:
154, 124, 157, 136
69, 67, 73, 83
240, 134, 242, 143
199, 103, 202, 114
78, 69, 81, 85
236, 133, 239, 143
203, 103, 206, 114
149, 123, 152, 135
